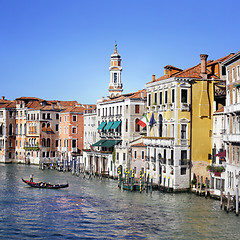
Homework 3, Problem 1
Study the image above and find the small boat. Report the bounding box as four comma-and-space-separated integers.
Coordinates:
22, 178, 69, 189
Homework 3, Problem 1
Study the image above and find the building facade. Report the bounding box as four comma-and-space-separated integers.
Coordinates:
223, 52, 240, 196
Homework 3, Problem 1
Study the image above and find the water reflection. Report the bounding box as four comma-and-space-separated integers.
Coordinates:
0, 164, 239, 239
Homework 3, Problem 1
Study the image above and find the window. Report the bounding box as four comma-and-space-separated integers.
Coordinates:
114, 73, 117, 83
237, 66, 240, 81
24, 124, 26, 135
72, 139, 77, 148
141, 151, 145, 160
60, 116, 62, 122
148, 94, 151, 106
171, 124, 174, 137
227, 70, 229, 84
55, 124, 59, 132
20, 124, 22, 135
47, 113, 50, 119
135, 105, 140, 113
42, 113, 45, 119
73, 115, 77, 122
123, 153, 126, 161
0, 111, 3, 118
158, 92, 162, 105
72, 126, 77, 134
181, 167, 187, 175
9, 124, 13, 135
64, 116, 66, 122
233, 147, 235, 164
154, 92, 157, 105
181, 124, 187, 139
181, 89, 188, 103
42, 138, 46, 147
16, 124, 18, 135
164, 91, 168, 104
232, 68, 235, 82
233, 88, 236, 104
171, 89, 175, 103
47, 138, 50, 147
135, 119, 140, 132
126, 119, 128, 132
56, 113, 59, 120
134, 150, 137, 159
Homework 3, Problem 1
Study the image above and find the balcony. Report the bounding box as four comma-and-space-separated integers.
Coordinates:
24, 144, 39, 151
143, 137, 174, 148
223, 134, 240, 143
225, 103, 240, 113
180, 103, 190, 111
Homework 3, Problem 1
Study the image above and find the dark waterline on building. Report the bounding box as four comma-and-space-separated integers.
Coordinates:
0, 164, 239, 239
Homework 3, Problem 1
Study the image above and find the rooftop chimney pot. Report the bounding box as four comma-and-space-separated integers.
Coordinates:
152, 75, 155, 81
200, 54, 208, 77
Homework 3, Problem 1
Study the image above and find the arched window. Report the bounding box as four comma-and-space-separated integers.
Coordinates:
20, 124, 22, 135
47, 123, 51, 132
47, 138, 50, 147
16, 124, 18, 135
42, 138, 46, 147
24, 124, 26, 135
42, 123, 46, 131
158, 115, 163, 137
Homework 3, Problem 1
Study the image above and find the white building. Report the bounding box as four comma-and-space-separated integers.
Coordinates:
223, 52, 240, 196
210, 107, 226, 196
82, 45, 147, 177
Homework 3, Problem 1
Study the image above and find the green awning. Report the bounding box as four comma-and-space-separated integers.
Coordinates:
97, 122, 106, 130
110, 121, 121, 129
103, 121, 114, 130
101, 140, 121, 148
235, 84, 240, 87
92, 140, 106, 146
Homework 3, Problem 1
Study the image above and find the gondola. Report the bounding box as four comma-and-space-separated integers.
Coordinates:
22, 178, 69, 189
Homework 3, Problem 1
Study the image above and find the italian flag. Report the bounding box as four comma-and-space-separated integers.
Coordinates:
136, 113, 149, 128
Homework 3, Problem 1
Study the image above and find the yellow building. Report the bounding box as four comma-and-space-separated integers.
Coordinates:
144, 53, 233, 191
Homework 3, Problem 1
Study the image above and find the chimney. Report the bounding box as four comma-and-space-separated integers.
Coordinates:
2, 96, 5, 100
152, 75, 155, 81
200, 54, 208, 78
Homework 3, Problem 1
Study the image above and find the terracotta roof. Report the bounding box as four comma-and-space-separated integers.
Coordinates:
164, 65, 183, 71
147, 74, 169, 84
102, 89, 146, 103
147, 53, 234, 83
131, 142, 146, 147
207, 53, 235, 66
16, 97, 43, 101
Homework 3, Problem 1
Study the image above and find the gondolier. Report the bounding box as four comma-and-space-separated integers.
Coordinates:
30, 173, 34, 182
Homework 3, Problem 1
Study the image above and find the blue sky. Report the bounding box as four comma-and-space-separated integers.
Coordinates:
0, 0, 239, 103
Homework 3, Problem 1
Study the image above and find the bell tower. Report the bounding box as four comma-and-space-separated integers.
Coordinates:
109, 44, 123, 98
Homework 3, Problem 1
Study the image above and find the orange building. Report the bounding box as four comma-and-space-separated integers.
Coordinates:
59, 105, 95, 160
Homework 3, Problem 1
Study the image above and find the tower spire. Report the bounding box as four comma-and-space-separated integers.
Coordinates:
108, 44, 123, 98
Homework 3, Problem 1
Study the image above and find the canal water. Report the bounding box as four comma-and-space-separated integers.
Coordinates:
0, 164, 239, 240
